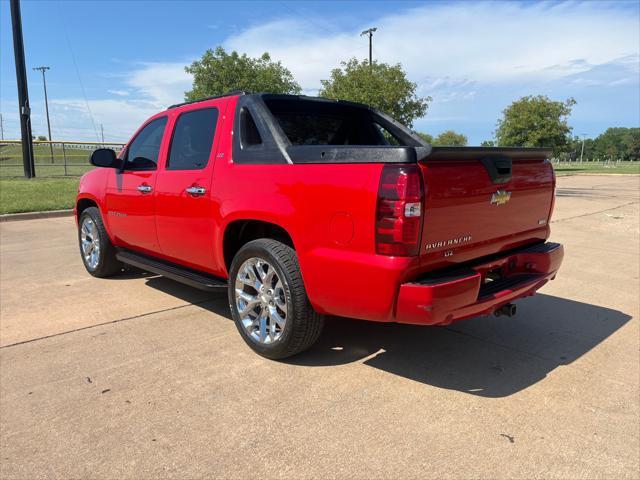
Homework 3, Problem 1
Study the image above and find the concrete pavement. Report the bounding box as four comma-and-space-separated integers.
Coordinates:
1, 175, 638, 479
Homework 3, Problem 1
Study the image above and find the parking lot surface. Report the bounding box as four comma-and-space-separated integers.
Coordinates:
1, 174, 639, 479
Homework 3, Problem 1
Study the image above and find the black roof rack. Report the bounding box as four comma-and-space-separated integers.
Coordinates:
168, 90, 246, 109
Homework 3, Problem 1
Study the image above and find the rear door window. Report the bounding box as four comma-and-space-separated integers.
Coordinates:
167, 108, 219, 170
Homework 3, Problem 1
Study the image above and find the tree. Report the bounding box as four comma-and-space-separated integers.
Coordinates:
36, 135, 47, 141
185, 46, 301, 101
568, 136, 595, 161
319, 58, 430, 128
415, 131, 467, 146
433, 130, 467, 146
592, 127, 640, 160
416, 132, 434, 144
627, 128, 640, 160
480, 140, 495, 147
495, 95, 576, 153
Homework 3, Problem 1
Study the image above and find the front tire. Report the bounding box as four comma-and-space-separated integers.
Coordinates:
228, 239, 324, 359
78, 206, 123, 277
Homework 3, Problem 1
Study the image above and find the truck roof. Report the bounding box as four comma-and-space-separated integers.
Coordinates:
167, 90, 246, 109
167, 92, 374, 111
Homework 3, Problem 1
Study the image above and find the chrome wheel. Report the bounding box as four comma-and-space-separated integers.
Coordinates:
80, 217, 101, 269
234, 257, 288, 344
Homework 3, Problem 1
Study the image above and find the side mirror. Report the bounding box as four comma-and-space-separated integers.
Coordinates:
90, 148, 121, 169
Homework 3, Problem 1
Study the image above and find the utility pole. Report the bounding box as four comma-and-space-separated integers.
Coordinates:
579, 134, 587, 163
360, 27, 377, 67
0, 113, 4, 140
100, 123, 104, 143
33, 66, 54, 163
10, 0, 35, 178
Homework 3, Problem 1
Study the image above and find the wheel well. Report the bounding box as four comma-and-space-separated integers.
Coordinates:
76, 198, 97, 217
223, 220, 294, 270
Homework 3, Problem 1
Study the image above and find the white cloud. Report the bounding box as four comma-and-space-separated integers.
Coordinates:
126, 62, 192, 107
565, 54, 639, 87
49, 98, 160, 142
9, 1, 636, 143
107, 89, 130, 97
45, 62, 194, 141
224, 1, 639, 89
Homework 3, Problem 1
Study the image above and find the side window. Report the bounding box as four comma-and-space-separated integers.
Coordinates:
374, 123, 401, 145
167, 108, 219, 170
239, 108, 262, 148
125, 117, 167, 170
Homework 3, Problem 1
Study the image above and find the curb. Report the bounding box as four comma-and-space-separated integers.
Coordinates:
555, 172, 640, 177
0, 209, 74, 223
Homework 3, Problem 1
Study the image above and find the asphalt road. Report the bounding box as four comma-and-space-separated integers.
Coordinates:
1, 175, 639, 479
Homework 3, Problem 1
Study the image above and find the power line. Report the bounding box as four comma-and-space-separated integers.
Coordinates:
59, 3, 100, 142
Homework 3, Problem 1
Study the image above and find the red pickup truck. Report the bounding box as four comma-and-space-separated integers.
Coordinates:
76, 92, 564, 359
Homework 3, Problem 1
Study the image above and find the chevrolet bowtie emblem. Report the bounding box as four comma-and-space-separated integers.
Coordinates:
491, 190, 511, 206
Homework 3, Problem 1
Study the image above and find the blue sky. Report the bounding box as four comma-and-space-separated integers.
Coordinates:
1, 0, 638, 144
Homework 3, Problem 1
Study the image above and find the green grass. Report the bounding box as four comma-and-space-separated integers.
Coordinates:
552, 161, 640, 175
0, 143, 122, 178
0, 177, 79, 214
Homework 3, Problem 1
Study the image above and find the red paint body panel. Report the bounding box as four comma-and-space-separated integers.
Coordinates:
153, 98, 230, 270
417, 158, 554, 270
76, 94, 564, 326
102, 111, 170, 255
105, 169, 159, 252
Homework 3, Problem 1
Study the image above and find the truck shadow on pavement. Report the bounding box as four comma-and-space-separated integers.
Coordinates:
143, 276, 630, 398
296, 295, 631, 398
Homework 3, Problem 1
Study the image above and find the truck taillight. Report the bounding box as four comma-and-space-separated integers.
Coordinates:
375, 164, 423, 256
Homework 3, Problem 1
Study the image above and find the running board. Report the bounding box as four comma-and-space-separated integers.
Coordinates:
116, 249, 227, 292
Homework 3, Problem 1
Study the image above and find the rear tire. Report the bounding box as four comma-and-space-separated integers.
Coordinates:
78, 206, 123, 278
228, 239, 324, 359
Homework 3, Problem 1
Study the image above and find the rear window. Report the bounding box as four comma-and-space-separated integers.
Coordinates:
275, 113, 343, 145
264, 98, 399, 146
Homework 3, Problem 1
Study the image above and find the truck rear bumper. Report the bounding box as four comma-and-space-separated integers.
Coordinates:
396, 242, 564, 325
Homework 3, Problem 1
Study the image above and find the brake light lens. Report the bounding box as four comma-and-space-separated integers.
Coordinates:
375, 164, 424, 256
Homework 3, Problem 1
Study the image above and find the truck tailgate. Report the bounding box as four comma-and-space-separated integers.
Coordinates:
418, 148, 554, 269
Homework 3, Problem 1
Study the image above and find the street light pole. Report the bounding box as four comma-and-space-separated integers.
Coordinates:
360, 27, 377, 67
33, 66, 54, 163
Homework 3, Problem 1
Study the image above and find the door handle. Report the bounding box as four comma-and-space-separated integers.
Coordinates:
185, 186, 206, 197
137, 184, 152, 193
